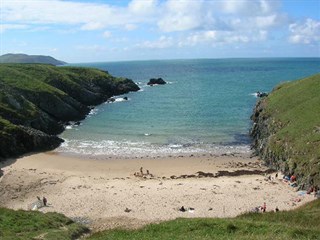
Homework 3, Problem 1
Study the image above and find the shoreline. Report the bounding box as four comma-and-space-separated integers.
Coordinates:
0, 151, 315, 231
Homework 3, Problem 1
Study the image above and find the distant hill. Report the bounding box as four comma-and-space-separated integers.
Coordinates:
0, 53, 67, 65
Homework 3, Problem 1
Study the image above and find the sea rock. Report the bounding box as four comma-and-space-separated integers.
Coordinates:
256, 91, 268, 97
147, 78, 166, 86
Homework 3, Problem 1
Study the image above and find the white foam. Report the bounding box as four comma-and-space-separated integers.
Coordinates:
65, 126, 72, 130
114, 97, 129, 102
88, 109, 98, 115
250, 93, 258, 97
55, 138, 251, 158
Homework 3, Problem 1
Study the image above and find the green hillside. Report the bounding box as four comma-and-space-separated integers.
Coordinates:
251, 74, 320, 188
0, 208, 89, 240
0, 64, 139, 159
1, 200, 319, 239
89, 200, 320, 240
0, 53, 66, 65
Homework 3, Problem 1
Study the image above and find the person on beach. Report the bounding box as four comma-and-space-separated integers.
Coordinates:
290, 175, 296, 182
262, 202, 266, 212
140, 167, 143, 175
43, 197, 47, 206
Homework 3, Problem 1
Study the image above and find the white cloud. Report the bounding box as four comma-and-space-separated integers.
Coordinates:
81, 22, 105, 31
289, 18, 320, 44
1, 0, 136, 30
221, 0, 280, 16
125, 24, 137, 31
0, 24, 29, 33
137, 36, 174, 49
103, 31, 112, 39
128, 0, 158, 16
180, 29, 269, 47
157, 0, 206, 32
2, 0, 313, 54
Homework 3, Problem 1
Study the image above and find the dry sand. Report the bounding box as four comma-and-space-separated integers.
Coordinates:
0, 152, 315, 231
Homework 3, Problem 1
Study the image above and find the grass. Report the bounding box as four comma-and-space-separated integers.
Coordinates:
88, 199, 320, 240
255, 74, 320, 186
1, 200, 319, 240
0, 208, 89, 240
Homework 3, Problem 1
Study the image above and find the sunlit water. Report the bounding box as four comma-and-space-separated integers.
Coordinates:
55, 58, 320, 157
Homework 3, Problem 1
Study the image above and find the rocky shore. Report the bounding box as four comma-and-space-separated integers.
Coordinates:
0, 64, 140, 160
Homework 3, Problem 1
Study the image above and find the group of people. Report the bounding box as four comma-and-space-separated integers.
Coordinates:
37, 196, 47, 206
282, 174, 298, 187
253, 202, 280, 213
134, 167, 154, 178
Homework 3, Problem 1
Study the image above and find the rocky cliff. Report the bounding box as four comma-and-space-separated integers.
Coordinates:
250, 74, 320, 189
0, 64, 140, 160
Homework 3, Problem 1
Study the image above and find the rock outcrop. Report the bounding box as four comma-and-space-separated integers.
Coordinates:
0, 64, 140, 160
147, 78, 166, 86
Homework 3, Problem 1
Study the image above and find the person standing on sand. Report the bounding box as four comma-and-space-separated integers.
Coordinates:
262, 202, 266, 212
43, 197, 47, 206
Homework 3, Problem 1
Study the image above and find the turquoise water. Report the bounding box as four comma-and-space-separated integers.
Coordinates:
56, 58, 320, 157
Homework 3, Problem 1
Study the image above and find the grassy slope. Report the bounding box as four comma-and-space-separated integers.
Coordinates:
259, 74, 320, 186
89, 199, 320, 240
1, 200, 319, 240
0, 208, 89, 240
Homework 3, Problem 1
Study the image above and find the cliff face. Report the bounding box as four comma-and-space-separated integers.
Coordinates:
250, 74, 320, 189
0, 64, 140, 160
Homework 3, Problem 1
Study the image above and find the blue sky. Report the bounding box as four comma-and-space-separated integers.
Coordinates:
1, 0, 319, 62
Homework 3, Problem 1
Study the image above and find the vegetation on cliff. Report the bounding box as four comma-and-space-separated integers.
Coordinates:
0, 53, 66, 65
0, 64, 139, 159
251, 74, 320, 188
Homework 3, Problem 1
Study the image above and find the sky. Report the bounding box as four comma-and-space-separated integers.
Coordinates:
1, 0, 319, 63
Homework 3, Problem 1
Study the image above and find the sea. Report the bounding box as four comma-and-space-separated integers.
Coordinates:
55, 58, 320, 158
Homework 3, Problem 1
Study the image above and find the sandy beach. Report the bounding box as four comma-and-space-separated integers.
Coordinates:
0, 152, 314, 231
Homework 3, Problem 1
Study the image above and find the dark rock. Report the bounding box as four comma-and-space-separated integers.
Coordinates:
0, 125, 63, 159
147, 78, 166, 86
123, 96, 128, 100
256, 91, 268, 97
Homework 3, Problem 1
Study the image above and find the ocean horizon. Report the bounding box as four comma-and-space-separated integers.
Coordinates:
55, 58, 320, 158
